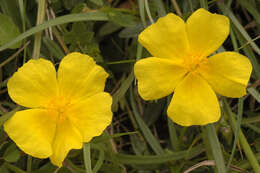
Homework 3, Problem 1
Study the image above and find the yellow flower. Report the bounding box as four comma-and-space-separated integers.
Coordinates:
4, 52, 112, 167
134, 8, 252, 126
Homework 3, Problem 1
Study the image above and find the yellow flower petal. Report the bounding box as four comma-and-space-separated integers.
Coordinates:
58, 52, 109, 102
7, 59, 58, 108
167, 73, 220, 126
4, 109, 56, 158
198, 52, 252, 98
186, 8, 230, 57
50, 118, 82, 167
138, 13, 189, 59
134, 57, 188, 100
67, 92, 112, 142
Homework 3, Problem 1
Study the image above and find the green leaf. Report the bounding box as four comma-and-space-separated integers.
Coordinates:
0, 11, 109, 52
89, 0, 103, 6
43, 37, 65, 59
62, 0, 82, 10
3, 143, 21, 163
112, 72, 135, 111
64, 22, 94, 45
0, 165, 9, 173
107, 9, 138, 27
151, 0, 166, 17
92, 131, 137, 143
0, 13, 21, 49
0, 0, 22, 30
110, 144, 204, 165
98, 22, 121, 37
119, 23, 144, 38
4, 163, 25, 173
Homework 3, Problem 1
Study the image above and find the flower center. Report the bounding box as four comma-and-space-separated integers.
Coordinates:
184, 55, 207, 72
47, 96, 72, 121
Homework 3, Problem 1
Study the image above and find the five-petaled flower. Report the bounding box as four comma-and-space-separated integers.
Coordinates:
4, 52, 112, 167
134, 8, 252, 126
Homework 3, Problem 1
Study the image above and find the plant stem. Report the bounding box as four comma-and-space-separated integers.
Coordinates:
170, 0, 182, 16
226, 98, 243, 171
83, 143, 92, 173
205, 124, 227, 173
32, 0, 46, 59
144, 0, 154, 24
26, 155, 32, 173
200, 0, 208, 10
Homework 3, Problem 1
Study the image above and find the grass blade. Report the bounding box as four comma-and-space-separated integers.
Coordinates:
224, 99, 260, 172
205, 124, 227, 173
219, 4, 260, 56
248, 87, 260, 103
111, 144, 204, 165
129, 87, 164, 155
227, 98, 243, 170
0, 11, 109, 51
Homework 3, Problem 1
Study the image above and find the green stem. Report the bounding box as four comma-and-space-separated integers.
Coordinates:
200, 0, 208, 10
168, 118, 180, 151
26, 155, 32, 173
32, 0, 46, 59
226, 98, 243, 171
167, 96, 180, 151
144, 0, 154, 24
137, 0, 146, 27
170, 0, 182, 16
4, 162, 26, 173
83, 143, 92, 173
205, 124, 227, 173
224, 99, 260, 172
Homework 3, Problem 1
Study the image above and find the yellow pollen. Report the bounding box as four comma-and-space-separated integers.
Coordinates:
47, 96, 72, 121
184, 55, 207, 72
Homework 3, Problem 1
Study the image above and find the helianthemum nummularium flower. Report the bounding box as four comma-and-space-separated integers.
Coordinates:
134, 8, 252, 126
4, 52, 112, 167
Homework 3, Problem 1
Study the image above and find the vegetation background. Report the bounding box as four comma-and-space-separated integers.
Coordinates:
0, 0, 260, 172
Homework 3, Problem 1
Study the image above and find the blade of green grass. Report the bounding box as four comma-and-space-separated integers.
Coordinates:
92, 147, 104, 173
152, 0, 166, 17
227, 98, 243, 170
219, 4, 260, 56
243, 123, 260, 134
138, 0, 146, 27
32, 0, 46, 59
111, 144, 204, 165
248, 87, 260, 103
129, 87, 164, 155
237, 0, 260, 26
234, 27, 260, 79
144, 0, 154, 24
167, 96, 180, 151
0, 41, 30, 68
205, 124, 227, 173
4, 162, 26, 173
224, 99, 260, 172
43, 37, 65, 59
242, 116, 260, 124
168, 118, 180, 151
0, 11, 109, 51
200, 0, 208, 10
